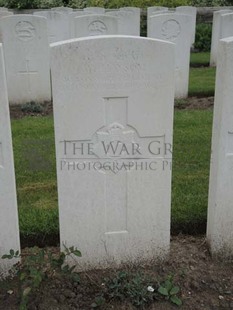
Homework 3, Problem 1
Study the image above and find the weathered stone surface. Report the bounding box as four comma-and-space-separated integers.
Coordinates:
0, 15, 51, 104
207, 36, 233, 259
51, 36, 175, 269
148, 13, 192, 98
0, 43, 20, 278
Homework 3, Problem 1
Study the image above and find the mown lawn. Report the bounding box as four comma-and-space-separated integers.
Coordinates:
12, 108, 213, 241
190, 52, 210, 66
189, 67, 216, 97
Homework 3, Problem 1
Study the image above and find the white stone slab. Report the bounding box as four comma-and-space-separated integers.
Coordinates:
210, 9, 232, 67
147, 6, 168, 19
0, 15, 51, 104
51, 35, 175, 269
106, 8, 140, 36
219, 13, 233, 42
84, 7, 105, 14
176, 6, 196, 45
0, 44, 20, 278
0, 11, 13, 18
71, 14, 118, 38
34, 10, 69, 43
148, 13, 192, 98
207, 36, 233, 259
51, 6, 73, 13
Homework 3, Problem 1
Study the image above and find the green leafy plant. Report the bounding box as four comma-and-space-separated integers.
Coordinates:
2, 246, 82, 310
194, 23, 212, 52
21, 101, 44, 114
102, 271, 156, 308
158, 275, 182, 306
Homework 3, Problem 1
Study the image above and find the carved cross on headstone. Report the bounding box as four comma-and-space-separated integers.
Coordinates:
18, 59, 38, 94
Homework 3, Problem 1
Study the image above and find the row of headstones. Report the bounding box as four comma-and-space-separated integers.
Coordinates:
0, 6, 196, 104
0, 34, 233, 276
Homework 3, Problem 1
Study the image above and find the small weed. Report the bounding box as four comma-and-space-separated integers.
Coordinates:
2, 246, 82, 310
102, 271, 157, 308
21, 102, 44, 113
158, 275, 182, 306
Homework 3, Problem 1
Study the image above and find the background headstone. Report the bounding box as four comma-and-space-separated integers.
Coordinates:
34, 11, 70, 43
207, 36, 233, 259
51, 6, 73, 13
176, 6, 197, 45
106, 8, 140, 36
147, 6, 168, 19
219, 13, 233, 48
148, 13, 192, 98
71, 14, 118, 38
84, 7, 105, 14
210, 9, 232, 67
0, 43, 20, 278
0, 11, 13, 19
51, 35, 175, 269
0, 15, 51, 104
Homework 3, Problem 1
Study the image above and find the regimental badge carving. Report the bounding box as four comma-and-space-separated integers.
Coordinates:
15, 21, 36, 41
88, 20, 107, 36
162, 19, 181, 41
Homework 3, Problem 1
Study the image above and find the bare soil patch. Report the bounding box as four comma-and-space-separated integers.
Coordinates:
0, 235, 232, 310
9, 97, 214, 120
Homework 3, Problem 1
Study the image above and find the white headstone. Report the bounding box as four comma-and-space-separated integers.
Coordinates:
176, 6, 197, 45
148, 13, 192, 98
106, 8, 140, 36
84, 7, 105, 14
207, 36, 233, 259
51, 35, 175, 269
0, 44, 20, 278
147, 6, 168, 19
71, 14, 118, 38
51, 6, 73, 13
219, 13, 233, 43
210, 9, 232, 67
0, 11, 13, 18
0, 15, 51, 105
34, 11, 69, 43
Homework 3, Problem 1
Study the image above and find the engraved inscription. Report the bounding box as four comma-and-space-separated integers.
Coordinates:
162, 19, 181, 41
15, 21, 36, 41
88, 20, 107, 36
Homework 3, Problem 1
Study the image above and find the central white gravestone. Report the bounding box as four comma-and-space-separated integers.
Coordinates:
207, 37, 233, 259
0, 15, 51, 104
148, 13, 192, 98
34, 11, 70, 43
0, 44, 20, 278
71, 14, 118, 38
51, 36, 175, 269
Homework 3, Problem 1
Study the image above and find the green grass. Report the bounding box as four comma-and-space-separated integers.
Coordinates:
11, 109, 213, 240
190, 52, 210, 66
172, 110, 213, 233
11, 117, 59, 241
189, 67, 216, 97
